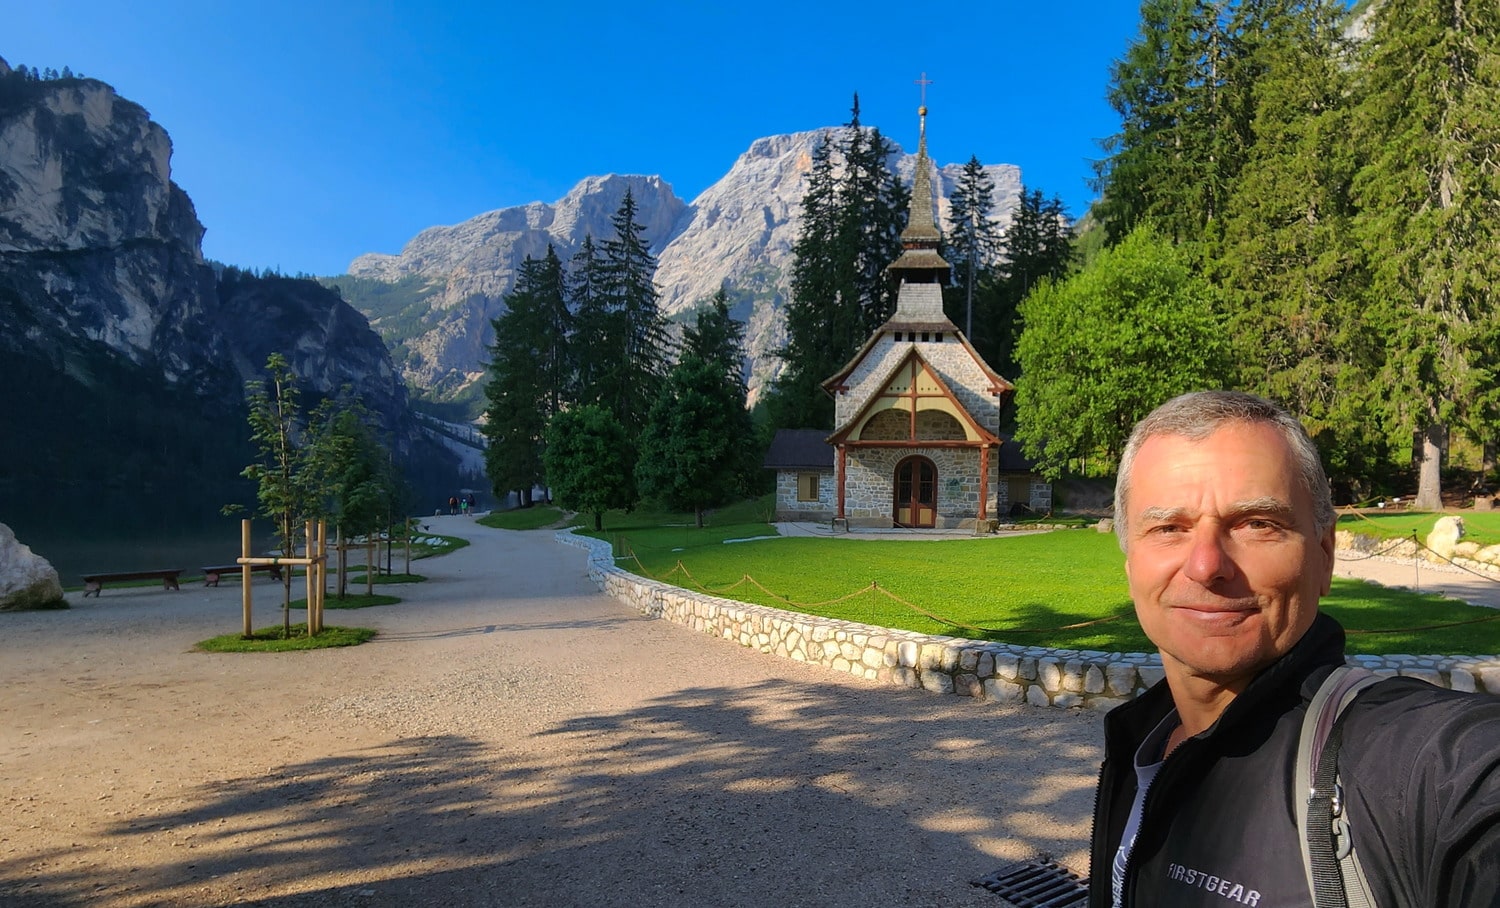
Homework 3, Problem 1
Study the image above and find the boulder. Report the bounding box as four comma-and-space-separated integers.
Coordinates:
1426, 515, 1466, 561
0, 523, 65, 610
1095, 518, 1115, 534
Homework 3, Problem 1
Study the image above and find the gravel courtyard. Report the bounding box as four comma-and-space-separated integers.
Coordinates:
0, 518, 1103, 907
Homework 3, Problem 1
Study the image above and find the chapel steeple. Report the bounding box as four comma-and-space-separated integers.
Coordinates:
883, 78, 954, 329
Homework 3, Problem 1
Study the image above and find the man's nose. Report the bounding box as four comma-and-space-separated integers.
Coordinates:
1182, 529, 1236, 585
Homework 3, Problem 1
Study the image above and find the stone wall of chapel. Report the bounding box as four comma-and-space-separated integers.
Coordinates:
834, 337, 1001, 434
774, 468, 836, 521
843, 446, 998, 522
915, 410, 966, 440
995, 474, 1055, 514
860, 409, 908, 441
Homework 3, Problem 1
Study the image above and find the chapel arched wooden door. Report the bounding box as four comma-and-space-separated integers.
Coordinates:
893, 456, 937, 528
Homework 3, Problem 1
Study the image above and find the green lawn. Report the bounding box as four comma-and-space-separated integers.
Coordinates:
589, 499, 1500, 656
1337, 510, 1500, 546
197, 624, 376, 652
478, 505, 575, 531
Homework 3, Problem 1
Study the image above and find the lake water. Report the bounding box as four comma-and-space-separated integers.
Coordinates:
0, 483, 274, 588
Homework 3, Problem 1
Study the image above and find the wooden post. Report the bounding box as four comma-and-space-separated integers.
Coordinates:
978, 444, 990, 522
836, 445, 847, 520
314, 520, 326, 634
241, 519, 253, 637
404, 518, 412, 575
304, 521, 315, 636
365, 538, 375, 596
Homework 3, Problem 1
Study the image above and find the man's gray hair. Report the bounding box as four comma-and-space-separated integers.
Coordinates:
1113, 391, 1335, 550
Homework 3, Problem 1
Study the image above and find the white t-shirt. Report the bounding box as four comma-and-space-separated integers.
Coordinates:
1111, 710, 1180, 908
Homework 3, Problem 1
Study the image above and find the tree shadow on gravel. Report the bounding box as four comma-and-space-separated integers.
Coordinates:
1, 681, 1101, 908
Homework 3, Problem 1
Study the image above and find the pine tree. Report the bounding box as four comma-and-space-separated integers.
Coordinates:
1213, 0, 1387, 492
482, 246, 571, 507
568, 235, 609, 406
838, 96, 910, 334
989, 188, 1073, 379
1095, 0, 1250, 245
683, 287, 749, 397
775, 132, 843, 428
599, 188, 671, 437
943, 155, 1002, 342
771, 96, 910, 429
638, 293, 755, 527
1349, 0, 1500, 509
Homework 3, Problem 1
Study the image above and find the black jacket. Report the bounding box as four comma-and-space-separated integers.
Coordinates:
1089, 613, 1500, 907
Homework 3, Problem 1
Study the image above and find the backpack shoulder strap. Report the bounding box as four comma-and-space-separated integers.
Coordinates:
1296, 665, 1384, 908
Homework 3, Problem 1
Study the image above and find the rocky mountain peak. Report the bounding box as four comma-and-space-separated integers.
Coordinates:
336, 128, 1025, 409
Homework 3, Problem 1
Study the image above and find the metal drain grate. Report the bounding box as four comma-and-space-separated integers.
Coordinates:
971, 856, 1089, 907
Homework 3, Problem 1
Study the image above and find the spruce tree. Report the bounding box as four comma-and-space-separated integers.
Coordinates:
638, 291, 754, 527
1214, 0, 1386, 492
568, 235, 609, 407
772, 97, 910, 429
599, 188, 671, 437
942, 155, 1002, 343
989, 188, 1073, 379
482, 246, 571, 507
1095, 0, 1250, 245
776, 132, 842, 428
1349, 0, 1500, 508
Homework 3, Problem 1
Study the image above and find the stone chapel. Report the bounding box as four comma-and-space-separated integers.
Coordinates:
767, 104, 1052, 528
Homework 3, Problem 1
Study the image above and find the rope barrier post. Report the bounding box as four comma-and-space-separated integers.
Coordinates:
1413, 531, 1421, 593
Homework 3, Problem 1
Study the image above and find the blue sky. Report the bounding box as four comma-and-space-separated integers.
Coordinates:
9, 1, 1145, 277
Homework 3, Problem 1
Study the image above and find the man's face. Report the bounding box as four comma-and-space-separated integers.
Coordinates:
1122, 421, 1335, 692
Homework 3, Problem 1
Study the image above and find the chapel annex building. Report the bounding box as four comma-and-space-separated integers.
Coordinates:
767, 104, 1051, 529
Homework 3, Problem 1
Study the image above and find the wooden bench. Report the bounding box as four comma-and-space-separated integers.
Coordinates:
81, 569, 184, 598
202, 563, 284, 587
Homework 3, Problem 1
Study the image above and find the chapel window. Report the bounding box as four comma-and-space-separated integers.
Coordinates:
797, 473, 820, 502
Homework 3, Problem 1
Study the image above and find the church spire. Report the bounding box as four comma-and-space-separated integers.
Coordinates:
887, 74, 950, 278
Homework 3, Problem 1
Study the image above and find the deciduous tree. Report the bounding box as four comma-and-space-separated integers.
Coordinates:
543, 404, 635, 531
1014, 226, 1230, 478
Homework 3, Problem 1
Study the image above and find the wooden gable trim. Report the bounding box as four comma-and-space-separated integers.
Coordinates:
827, 349, 1000, 447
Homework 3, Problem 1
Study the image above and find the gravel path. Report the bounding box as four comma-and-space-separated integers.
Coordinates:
0, 517, 1100, 907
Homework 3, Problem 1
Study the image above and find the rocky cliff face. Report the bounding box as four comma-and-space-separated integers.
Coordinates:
0, 60, 431, 491
340, 131, 1021, 408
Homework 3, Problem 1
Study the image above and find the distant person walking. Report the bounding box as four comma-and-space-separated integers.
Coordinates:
448, 496, 458, 515
467, 493, 477, 514
459, 497, 469, 516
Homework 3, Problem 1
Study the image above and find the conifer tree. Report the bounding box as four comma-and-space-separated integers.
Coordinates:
776, 132, 843, 428
1348, 0, 1500, 508
568, 235, 609, 406
1213, 0, 1386, 490
638, 293, 754, 527
1095, 0, 1250, 245
482, 246, 571, 507
599, 188, 671, 437
772, 97, 910, 429
943, 155, 1002, 343
993, 188, 1074, 379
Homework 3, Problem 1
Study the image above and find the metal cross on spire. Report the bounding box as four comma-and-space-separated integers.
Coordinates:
914, 72, 933, 110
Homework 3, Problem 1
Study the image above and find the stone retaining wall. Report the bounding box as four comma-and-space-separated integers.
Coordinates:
558, 530, 1500, 709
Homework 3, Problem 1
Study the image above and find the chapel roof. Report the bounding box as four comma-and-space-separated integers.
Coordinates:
886, 102, 950, 276
762, 428, 835, 470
